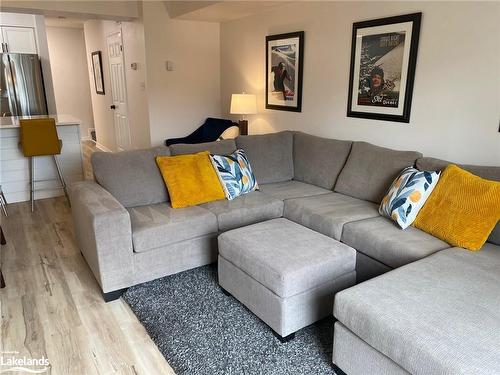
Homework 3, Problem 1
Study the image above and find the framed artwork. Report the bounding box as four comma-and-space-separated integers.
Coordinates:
91, 51, 105, 95
347, 13, 422, 123
266, 31, 304, 112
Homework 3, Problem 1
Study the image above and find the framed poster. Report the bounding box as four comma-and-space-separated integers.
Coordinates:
347, 13, 421, 123
266, 31, 304, 112
91, 51, 105, 95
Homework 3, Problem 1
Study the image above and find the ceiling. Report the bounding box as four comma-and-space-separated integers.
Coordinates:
1, 1, 140, 22
45, 16, 85, 29
25, 1, 290, 28
165, 1, 287, 22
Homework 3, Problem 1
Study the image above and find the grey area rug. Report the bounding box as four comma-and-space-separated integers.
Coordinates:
123, 265, 339, 375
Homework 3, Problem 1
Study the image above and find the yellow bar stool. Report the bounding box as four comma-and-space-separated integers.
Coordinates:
19, 118, 69, 212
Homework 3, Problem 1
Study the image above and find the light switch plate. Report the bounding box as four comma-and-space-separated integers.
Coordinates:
166, 61, 174, 71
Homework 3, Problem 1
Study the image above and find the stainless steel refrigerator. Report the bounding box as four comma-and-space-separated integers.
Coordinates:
1, 53, 48, 117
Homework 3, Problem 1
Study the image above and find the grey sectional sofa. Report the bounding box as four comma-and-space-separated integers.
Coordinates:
69, 130, 500, 374
333, 243, 500, 375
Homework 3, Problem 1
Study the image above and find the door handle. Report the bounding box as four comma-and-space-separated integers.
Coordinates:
3, 43, 8, 53
110, 105, 116, 109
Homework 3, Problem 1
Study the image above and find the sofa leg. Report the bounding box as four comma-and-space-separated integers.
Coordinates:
102, 288, 127, 302
273, 331, 295, 343
220, 287, 231, 297
332, 364, 347, 375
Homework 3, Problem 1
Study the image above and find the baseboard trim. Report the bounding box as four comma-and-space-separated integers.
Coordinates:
95, 142, 112, 152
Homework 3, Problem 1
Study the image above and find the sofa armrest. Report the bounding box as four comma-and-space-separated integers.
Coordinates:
69, 181, 134, 293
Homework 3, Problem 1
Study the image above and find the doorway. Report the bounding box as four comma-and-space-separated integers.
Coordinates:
106, 29, 131, 151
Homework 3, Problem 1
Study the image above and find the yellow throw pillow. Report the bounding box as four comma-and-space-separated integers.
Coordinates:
413, 165, 500, 251
156, 151, 225, 208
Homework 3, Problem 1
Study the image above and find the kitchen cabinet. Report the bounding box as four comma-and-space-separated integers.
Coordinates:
1, 26, 37, 54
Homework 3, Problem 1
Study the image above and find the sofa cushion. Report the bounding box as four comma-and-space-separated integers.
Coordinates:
127, 203, 218, 253
417, 157, 500, 246
200, 191, 284, 232
342, 216, 451, 268
334, 142, 422, 203
284, 193, 379, 240
235, 131, 294, 184
169, 139, 236, 156
91, 146, 171, 208
259, 180, 331, 201
293, 132, 352, 189
334, 244, 500, 375
355, 252, 392, 283
489, 222, 500, 246
416, 157, 500, 181
218, 218, 356, 298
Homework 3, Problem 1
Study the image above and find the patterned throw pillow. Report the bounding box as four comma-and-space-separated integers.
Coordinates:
210, 149, 258, 200
379, 167, 440, 229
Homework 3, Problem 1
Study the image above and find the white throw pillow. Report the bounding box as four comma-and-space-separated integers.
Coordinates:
218, 126, 240, 140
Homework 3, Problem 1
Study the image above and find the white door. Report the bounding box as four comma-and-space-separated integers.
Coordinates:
1, 26, 37, 54
106, 30, 131, 151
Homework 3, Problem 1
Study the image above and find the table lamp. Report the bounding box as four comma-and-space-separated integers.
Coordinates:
230, 93, 257, 136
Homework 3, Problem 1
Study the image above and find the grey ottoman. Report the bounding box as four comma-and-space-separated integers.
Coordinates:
218, 218, 356, 341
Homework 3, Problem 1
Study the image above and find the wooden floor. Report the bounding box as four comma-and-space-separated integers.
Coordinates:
0, 197, 175, 374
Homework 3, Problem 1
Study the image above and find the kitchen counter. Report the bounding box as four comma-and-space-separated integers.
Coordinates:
0, 115, 84, 203
0, 114, 81, 128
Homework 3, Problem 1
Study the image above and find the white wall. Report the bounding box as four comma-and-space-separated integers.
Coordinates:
221, 2, 500, 166
46, 26, 94, 138
142, 1, 221, 146
83, 19, 150, 151
121, 20, 150, 149
84, 19, 116, 150
33, 14, 57, 115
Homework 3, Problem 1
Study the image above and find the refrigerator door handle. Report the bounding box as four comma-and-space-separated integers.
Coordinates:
2, 54, 20, 116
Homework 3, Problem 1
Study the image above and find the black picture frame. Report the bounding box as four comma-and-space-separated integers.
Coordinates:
266, 31, 304, 112
347, 13, 421, 123
91, 51, 105, 95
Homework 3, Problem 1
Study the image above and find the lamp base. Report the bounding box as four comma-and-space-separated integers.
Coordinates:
238, 120, 248, 136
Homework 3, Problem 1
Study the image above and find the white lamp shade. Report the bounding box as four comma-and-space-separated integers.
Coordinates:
230, 94, 257, 115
